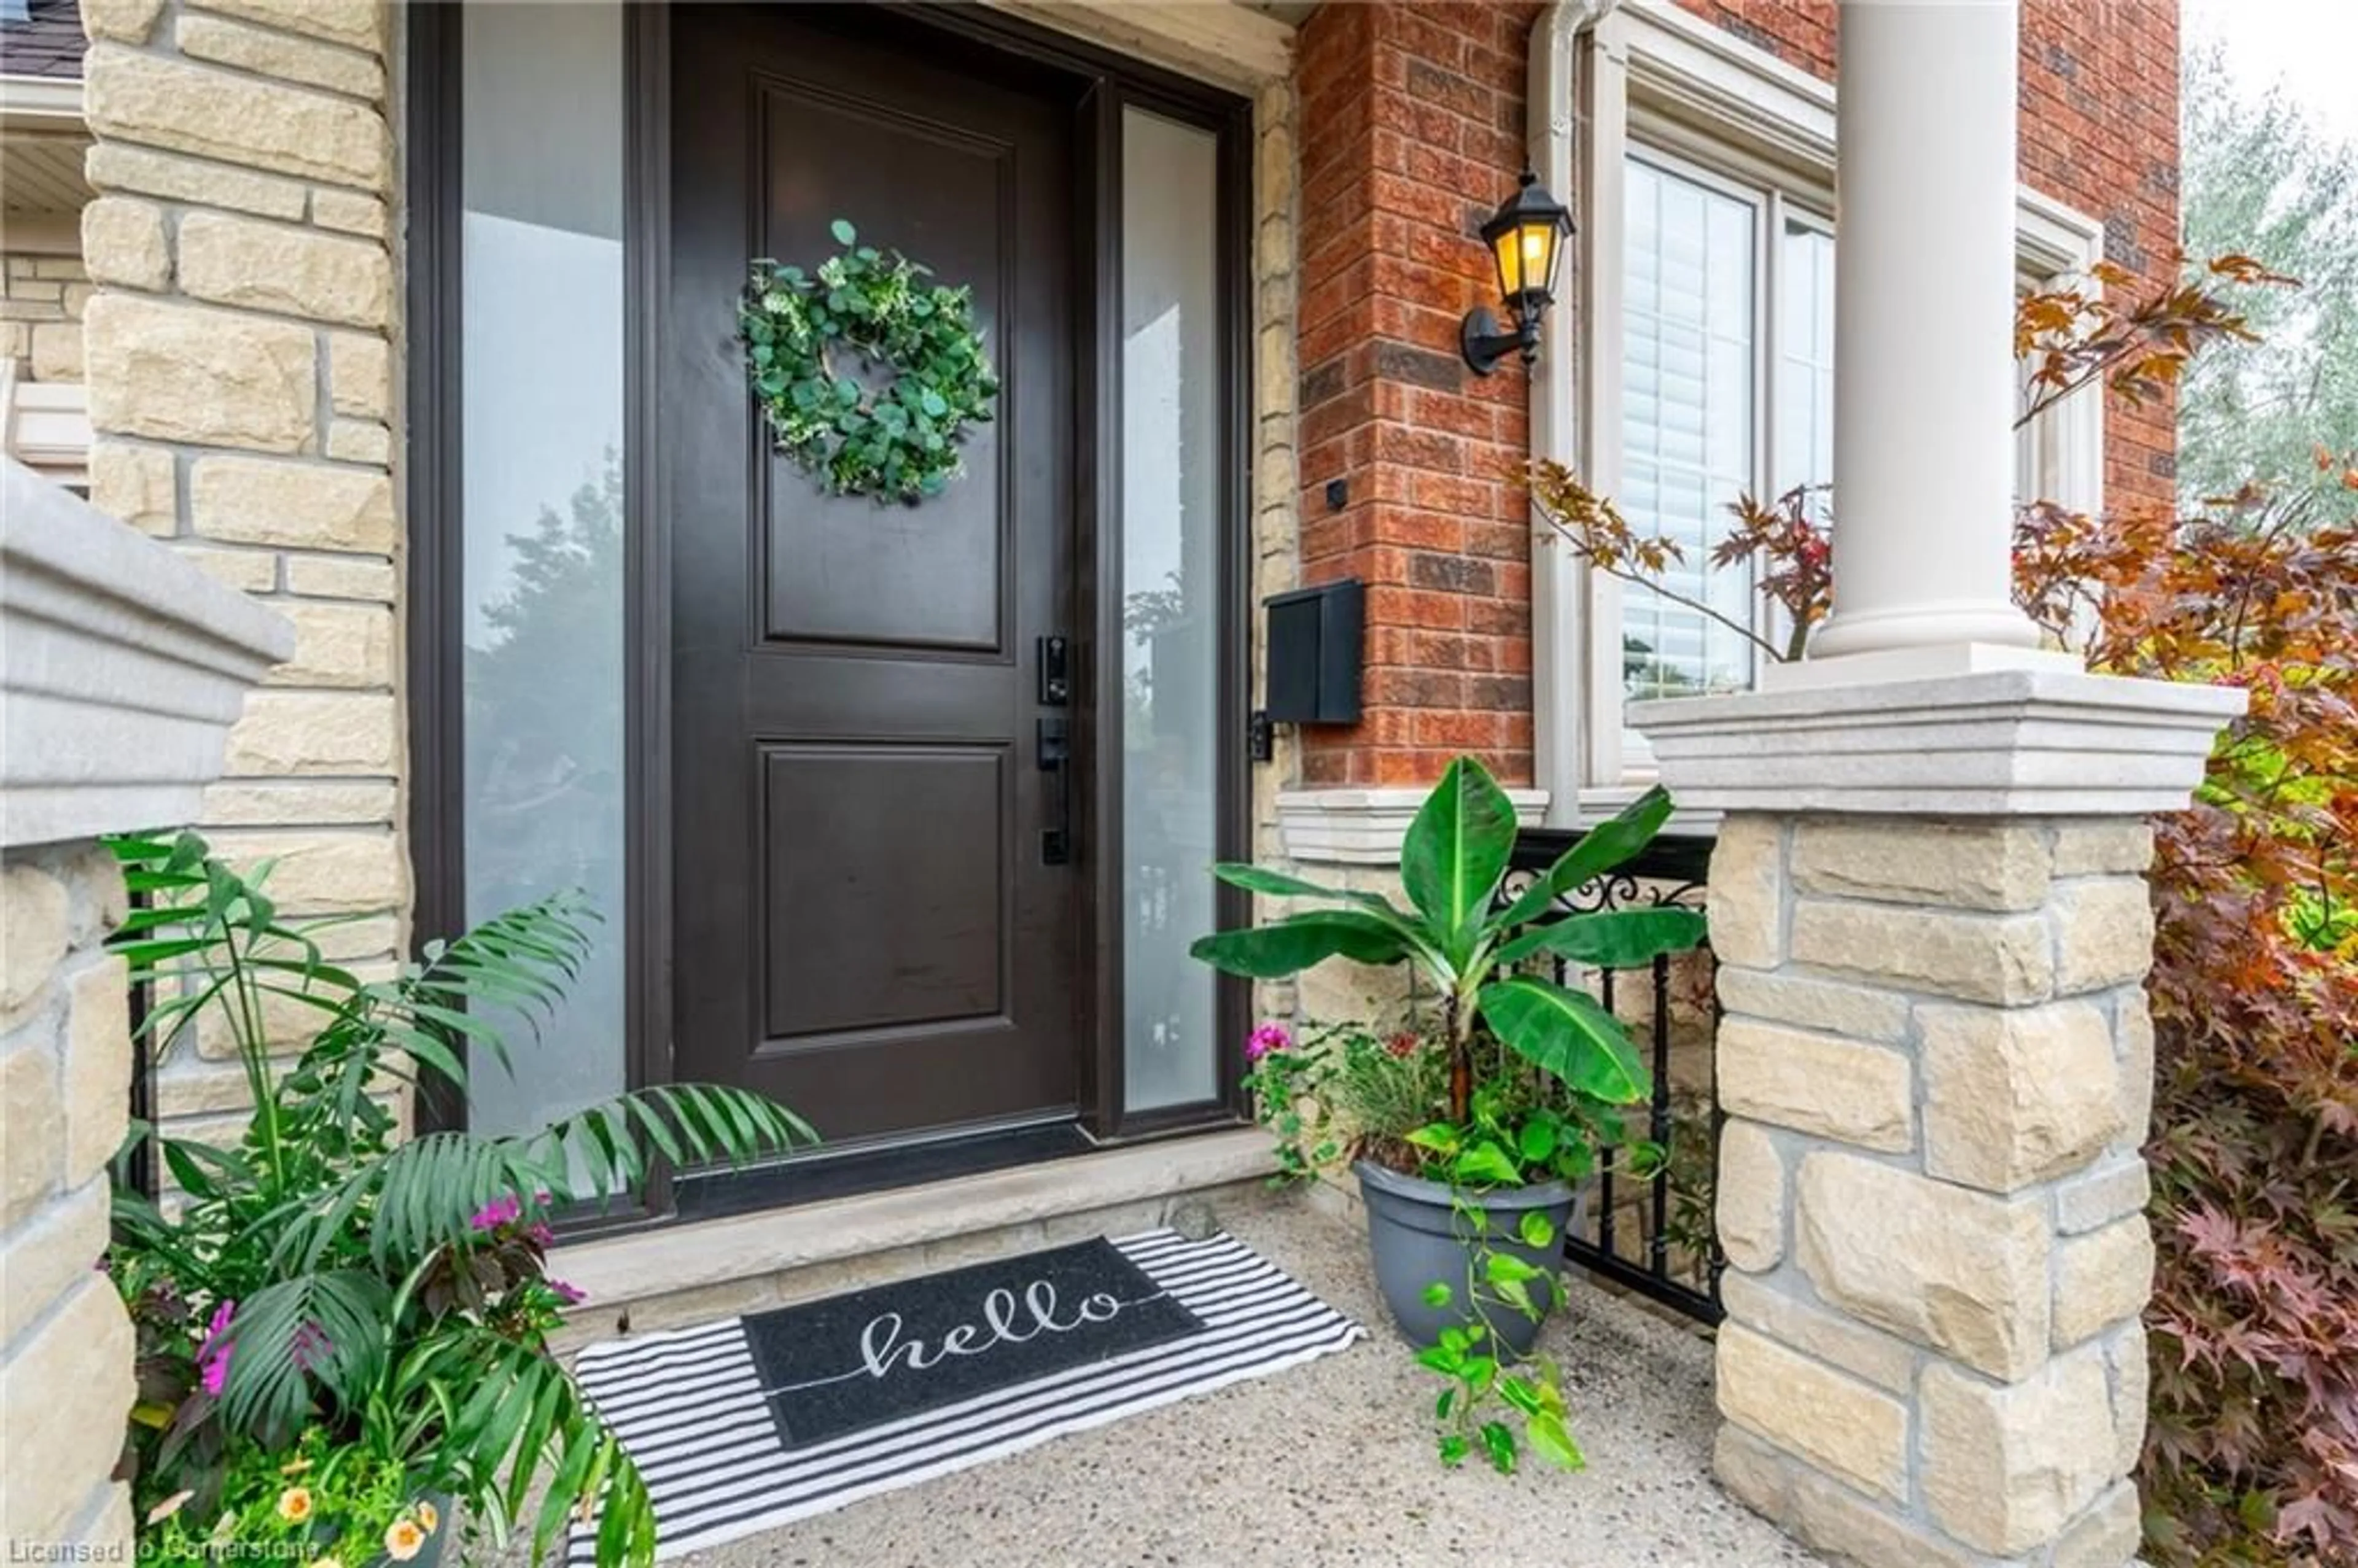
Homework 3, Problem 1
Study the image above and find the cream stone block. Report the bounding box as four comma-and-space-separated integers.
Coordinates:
224, 691, 398, 776
177, 212, 391, 330
202, 778, 398, 827
2052, 1480, 2142, 1568
312, 190, 390, 241
29, 322, 83, 381
1920, 1000, 2123, 1192
80, 196, 170, 292
181, 546, 278, 594
1711, 1423, 1794, 1519
1706, 815, 1784, 968
282, 553, 395, 601
1788, 1472, 1993, 1568
1716, 966, 1911, 1043
325, 417, 392, 465
2051, 879, 2155, 995
177, 14, 387, 100
81, 0, 165, 44
1791, 900, 2053, 1006
2051, 821, 2154, 877
0, 1179, 107, 1346
200, 831, 405, 918
2052, 1217, 2154, 1349
1715, 1118, 1788, 1272
192, 457, 395, 553
0, 1045, 61, 1228
1, 863, 69, 1029
2107, 1321, 2149, 1475
1796, 1151, 2051, 1378
87, 441, 177, 537
2114, 988, 2155, 1144
85, 46, 389, 192
1792, 820, 2049, 911
1719, 1270, 1917, 1395
1719, 1019, 1913, 1153
263, 600, 395, 689
0, 1274, 136, 1545
327, 330, 390, 417
193, 0, 384, 55
1716, 1322, 1910, 1504
2054, 1156, 2151, 1236
63, 956, 131, 1186
85, 295, 316, 452
1920, 1349, 2117, 1555
86, 142, 309, 221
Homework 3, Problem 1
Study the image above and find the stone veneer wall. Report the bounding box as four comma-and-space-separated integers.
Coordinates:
1, 249, 92, 382
77, 0, 403, 1146
1705, 815, 2158, 1566
0, 845, 136, 1554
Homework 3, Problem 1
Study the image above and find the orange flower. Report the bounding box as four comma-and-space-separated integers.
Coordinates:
413, 1500, 439, 1534
383, 1519, 425, 1562
275, 1487, 314, 1524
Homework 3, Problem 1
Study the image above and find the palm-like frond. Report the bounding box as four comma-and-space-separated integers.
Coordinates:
216, 1271, 393, 1444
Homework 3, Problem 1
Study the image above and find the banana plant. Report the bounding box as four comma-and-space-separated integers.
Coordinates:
1189, 756, 1703, 1125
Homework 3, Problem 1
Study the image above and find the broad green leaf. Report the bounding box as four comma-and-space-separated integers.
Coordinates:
1528, 1410, 1586, 1471
1498, 1375, 1543, 1416
1438, 1433, 1471, 1467
1188, 910, 1406, 978
1404, 1122, 1461, 1156
1477, 975, 1653, 1104
1495, 1276, 1535, 1315
1421, 1280, 1453, 1308
1517, 1209, 1557, 1249
1496, 906, 1708, 968
1435, 1386, 1455, 1419
830, 217, 857, 246
1493, 785, 1676, 931
1517, 1119, 1558, 1166
1399, 756, 1519, 963
1485, 1252, 1543, 1285
1480, 1419, 1519, 1474
1450, 1139, 1522, 1189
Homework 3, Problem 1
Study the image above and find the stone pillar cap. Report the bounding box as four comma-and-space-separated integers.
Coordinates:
2, 458, 294, 848
1629, 665, 2246, 817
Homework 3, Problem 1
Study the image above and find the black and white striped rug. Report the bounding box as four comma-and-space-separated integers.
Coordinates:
569, 1228, 1363, 1560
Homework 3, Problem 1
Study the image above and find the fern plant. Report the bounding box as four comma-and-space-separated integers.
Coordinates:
106, 831, 815, 1566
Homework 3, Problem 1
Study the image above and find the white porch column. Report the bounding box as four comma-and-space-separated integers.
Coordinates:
1802, 0, 2045, 670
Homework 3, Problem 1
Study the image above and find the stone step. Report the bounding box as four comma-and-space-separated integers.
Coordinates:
548, 1128, 1279, 1353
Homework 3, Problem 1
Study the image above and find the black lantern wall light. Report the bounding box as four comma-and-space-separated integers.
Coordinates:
1460, 169, 1576, 376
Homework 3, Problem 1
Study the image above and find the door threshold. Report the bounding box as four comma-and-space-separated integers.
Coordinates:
672, 1118, 1097, 1221
551, 1126, 1278, 1345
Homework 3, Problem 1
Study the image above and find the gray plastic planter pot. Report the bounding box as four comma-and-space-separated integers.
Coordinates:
1355, 1159, 1580, 1358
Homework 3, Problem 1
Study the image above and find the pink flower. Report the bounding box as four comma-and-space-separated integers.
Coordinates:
1245, 1023, 1293, 1062
197, 1299, 235, 1397
548, 1278, 587, 1306
469, 1193, 523, 1232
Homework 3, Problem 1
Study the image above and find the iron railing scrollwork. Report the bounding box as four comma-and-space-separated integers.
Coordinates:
1499, 828, 1723, 1326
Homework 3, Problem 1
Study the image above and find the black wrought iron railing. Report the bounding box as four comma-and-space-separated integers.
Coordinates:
1500, 828, 1723, 1325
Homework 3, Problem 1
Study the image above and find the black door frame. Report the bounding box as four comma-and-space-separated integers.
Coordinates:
407, 1, 1255, 1207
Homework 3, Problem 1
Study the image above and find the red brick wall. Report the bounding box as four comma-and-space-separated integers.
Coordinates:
1294, 0, 1545, 788
1290, 0, 2179, 790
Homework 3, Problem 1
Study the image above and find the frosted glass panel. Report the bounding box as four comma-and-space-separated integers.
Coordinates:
1120, 107, 1221, 1112
1621, 158, 1757, 701
461, 3, 626, 1137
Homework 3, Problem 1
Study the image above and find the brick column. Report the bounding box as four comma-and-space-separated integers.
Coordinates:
1293, 0, 1541, 789
76, 0, 403, 1143
1636, 672, 2244, 1567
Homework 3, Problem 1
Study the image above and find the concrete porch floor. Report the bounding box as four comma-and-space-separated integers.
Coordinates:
656, 1187, 1819, 1568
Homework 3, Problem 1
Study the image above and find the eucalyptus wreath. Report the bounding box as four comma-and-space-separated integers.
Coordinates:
739, 219, 999, 504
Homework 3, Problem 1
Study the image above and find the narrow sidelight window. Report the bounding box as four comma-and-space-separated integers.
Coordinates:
1119, 106, 1223, 1112
457, 3, 627, 1136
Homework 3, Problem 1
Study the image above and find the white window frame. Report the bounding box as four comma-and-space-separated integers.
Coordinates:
1527, 0, 2104, 820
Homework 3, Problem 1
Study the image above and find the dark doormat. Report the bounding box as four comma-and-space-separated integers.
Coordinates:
741, 1237, 1202, 1448
569, 1228, 1363, 1562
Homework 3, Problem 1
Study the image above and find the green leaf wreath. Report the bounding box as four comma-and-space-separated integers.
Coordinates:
739, 218, 999, 504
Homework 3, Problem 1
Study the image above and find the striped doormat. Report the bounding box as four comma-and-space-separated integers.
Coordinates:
567, 1228, 1363, 1561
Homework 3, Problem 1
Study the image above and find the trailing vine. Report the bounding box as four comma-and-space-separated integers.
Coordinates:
739, 219, 999, 504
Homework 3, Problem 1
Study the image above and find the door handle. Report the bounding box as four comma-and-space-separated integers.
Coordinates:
1037, 715, 1072, 866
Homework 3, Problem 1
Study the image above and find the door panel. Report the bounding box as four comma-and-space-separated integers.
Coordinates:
669, 5, 1081, 1146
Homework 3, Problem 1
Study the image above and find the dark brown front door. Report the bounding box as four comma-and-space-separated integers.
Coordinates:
668, 6, 1081, 1146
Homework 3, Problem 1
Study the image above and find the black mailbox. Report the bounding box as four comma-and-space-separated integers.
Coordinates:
1263, 579, 1363, 725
